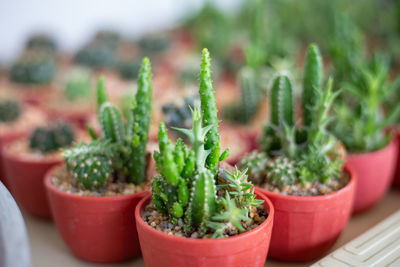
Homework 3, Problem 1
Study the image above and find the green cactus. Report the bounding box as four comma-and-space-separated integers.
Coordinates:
75, 43, 116, 68
64, 67, 92, 101
62, 57, 153, 189
63, 140, 115, 189
138, 34, 169, 54
239, 151, 268, 185
10, 49, 56, 85
302, 43, 323, 128
116, 59, 141, 80
29, 122, 75, 153
199, 48, 221, 173
0, 100, 22, 123
255, 43, 343, 187
265, 156, 297, 187
152, 49, 262, 238
26, 34, 57, 53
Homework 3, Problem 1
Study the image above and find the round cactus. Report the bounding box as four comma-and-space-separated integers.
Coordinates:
10, 49, 56, 85
238, 151, 268, 185
29, 122, 75, 153
75, 43, 116, 68
64, 67, 92, 101
138, 34, 169, 54
26, 34, 57, 52
266, 156, 297, 187
116, 59, 141, 80
0, 100, 22, 123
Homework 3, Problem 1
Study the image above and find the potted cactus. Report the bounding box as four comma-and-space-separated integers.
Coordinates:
135, 49, 274, 267
44, 67, 95, 128
44, 58, 154, 263
2, 121, 79, 218
239, 44, 355, 261
0, 98, 46, 185
9, 48, 57, 105
331, 54, 399, 213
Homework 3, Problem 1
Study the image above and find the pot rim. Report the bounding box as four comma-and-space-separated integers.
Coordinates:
2, 138, 64, 165
135, 189, 274, 244
347, 136, 395, 157
257, 165, 356, 202
44, 164, 149, 202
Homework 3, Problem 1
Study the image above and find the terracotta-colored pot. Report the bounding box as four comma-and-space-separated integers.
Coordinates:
347, 139, 397, 213
45, 166, 148, 263
135, 189, 274, 267
258, 166, 356, 262
392, 132, 400, 188
0, 131, 27, 186
2, 141, 62, 219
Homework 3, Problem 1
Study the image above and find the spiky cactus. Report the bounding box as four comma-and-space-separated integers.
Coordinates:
26, 34, 57, 53
151, 49, 262, 238
239, 151, 268, 185
63, 141, 114, 189
10, 49, 56, 85
0, 100, 22, 123
302, 43, 323, 128
29, 122, 75, 153
62, 57, 152, 189
255, 43, 343, 186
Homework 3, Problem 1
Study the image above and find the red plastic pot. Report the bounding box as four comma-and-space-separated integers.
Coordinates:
45, 166, 148, 263
135, 189, 274, 267
0, 131, 27, 186
2, 140, 63, 219
347, 139, 397, 213
392, 132, 400, 188
258, 166, 356, 262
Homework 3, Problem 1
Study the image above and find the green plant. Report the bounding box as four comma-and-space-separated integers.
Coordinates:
64, 67, 92, 101
63, 57, 152, 189
152, 49, 263, 238
332, 54, 400, 152
10, 49, 56, 85
238, 151, 268, 185
223, 67, 263, 123
242, 44, 342, 186
0, 100, 22, 123
29, 122, 75, 153
138, 34, 169, 55
116, 59, 141, 80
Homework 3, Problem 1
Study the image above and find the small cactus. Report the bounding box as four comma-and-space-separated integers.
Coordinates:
75, 43, 116, 68
26, 34, 57, 53
10, 49, 56, 85
116, 59, 141, 80
138, 34, 169, 54
62, 57, 153, 189
256, 43, 342, 186
152, 49, 261, 238
265, 156, 297, 187
239, 151, 268, 185
0, 100, 22, 123
64, 67, 92, 101
63, 140, 114, 189
29, 122, 75, 153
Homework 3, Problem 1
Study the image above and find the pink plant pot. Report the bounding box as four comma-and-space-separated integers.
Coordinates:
257, 166, 356, 262
347, 139, 397, 213
392, 132, 400, 188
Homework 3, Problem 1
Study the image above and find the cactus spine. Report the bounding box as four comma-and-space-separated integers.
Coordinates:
302, 43, 323, 128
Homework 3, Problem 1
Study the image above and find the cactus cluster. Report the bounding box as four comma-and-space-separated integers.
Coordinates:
238, 151, 268, 185
242, 43, 343, 186
29, 122, 75, 153
26, 34, 57, 53
152, 49, 263, 238
10, 49, 56, 85
0, 99, 22, 123
64, 67, 92, 101
62, 57, 152, 189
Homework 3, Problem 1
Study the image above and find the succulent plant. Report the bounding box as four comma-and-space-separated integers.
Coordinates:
238, 151, 268, 185
64, 67, 92, 101
116, 59, 141, 80
254, 43, 342, 186
0, 100, 22, 123
29, 122, 75, 153
63, 57, 152, 189
152, 48, 262, 238
75, 43, 116, 68
10, 49, 56, 85
332, 54, 400, 152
